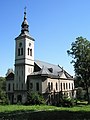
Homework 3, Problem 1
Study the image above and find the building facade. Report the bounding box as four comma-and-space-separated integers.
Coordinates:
6, 10, 75, 104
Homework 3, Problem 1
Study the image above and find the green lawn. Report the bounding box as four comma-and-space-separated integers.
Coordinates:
0, 105, 90, 120
0, 104, 90, 113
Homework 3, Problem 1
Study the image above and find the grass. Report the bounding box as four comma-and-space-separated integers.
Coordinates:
0, 105, 58, 113
0, 104, 90, 120
0, 104, 90, 113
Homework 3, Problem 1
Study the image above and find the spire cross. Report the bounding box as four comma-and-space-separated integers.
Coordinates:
24, 7, 27, 20
24, 6, 27, 13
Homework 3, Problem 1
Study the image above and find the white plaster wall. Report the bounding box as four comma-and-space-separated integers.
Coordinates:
15, 36, 34, 90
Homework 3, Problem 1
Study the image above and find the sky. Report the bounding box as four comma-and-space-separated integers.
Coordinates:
1, 0, 90, 77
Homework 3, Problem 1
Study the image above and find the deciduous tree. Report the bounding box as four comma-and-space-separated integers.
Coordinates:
67, 36, 90, 103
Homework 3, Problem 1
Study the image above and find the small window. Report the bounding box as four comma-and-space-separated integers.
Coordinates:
56, 82, 58, 90
28, 48, 29, 55
48, 68, 53, 73
18, 48, 20, 56
69, 83, 70, 89
48, 82, 50, 91
51, 82, 53, 90
21, 48, 23, 55
36, 83, 39, 91
13, 84, 14, 91
63, 83, 65, 90
72, 83, 74, 89
66, 83, 68, 89
8, 83, 10, 91
30, 49, 32, 56
61, 83, 62, 90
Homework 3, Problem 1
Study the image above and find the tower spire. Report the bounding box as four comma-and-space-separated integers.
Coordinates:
24, 6, 27, 20
21, 7, 29, 34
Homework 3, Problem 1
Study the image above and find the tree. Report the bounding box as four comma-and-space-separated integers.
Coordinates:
0, 77, 6, 91
67, 36, 90, 104
0, 77, 9, 104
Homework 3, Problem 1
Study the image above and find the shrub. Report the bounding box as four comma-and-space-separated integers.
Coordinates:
0, 91, 9, 105
25, 92, 46, 105
59, 96, 75, 107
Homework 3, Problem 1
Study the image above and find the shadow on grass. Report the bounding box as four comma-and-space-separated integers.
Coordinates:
0, 110, 90, 120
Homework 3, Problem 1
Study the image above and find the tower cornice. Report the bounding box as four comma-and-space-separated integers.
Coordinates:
15, 34, 35, 41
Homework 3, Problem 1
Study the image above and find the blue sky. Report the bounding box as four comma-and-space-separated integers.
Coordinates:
1, 0, 90, 77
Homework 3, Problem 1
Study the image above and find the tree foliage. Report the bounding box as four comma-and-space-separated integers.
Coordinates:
67, 36, 90, 103
0, 77, 6, 91
0, 77, 8, 104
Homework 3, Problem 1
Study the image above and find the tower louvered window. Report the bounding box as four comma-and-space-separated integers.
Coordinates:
21, 48, 23, 55
18, 48, 20, 56
30, 49, 32, 56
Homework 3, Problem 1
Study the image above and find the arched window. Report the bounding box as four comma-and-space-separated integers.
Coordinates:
13, 84, 14, 91
48, 82, 50, 91
8, 83, 10, 91
63, 83, 65, 90
21, 48, 23, 55
28, 48, 29, 55
69, 83, 70, 89
30, 49, 32, 56
72, 83, 74, 89
18, 48, 20, 56
56, 82, 58, 90
66, 83, 68, 89
51, 82, 53, 90
61, 83, 62, 90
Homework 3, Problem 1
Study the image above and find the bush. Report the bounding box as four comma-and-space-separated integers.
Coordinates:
0, 91, 9, 105
25, 92, 46, 105
59, 96, 75, 107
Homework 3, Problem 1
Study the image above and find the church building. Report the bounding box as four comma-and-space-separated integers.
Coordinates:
6, 10, 75, 104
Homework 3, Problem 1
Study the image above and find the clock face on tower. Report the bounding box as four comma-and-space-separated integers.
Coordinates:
29, 43, 31, 46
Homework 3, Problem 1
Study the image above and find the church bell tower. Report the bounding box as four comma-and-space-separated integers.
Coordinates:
14, 9, 35, 103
